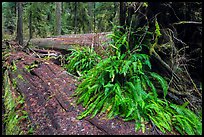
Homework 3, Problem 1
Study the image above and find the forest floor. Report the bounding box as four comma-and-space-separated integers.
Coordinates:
2, 37, 181, 135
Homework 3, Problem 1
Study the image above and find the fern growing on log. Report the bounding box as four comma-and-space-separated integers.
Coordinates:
64, 46, 102, 76
72, 24, 202, 135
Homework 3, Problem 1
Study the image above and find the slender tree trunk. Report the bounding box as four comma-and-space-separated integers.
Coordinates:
16, 2, 23, 45
55, 2, 62, 35
93, 2, 96, 33
88, 2, 93, 33
119, 2, 127, 55
126, 5, 134, 28
29, 3, 32, 39
2, 14, 4, 39
74, 2, 77, 34
119, 2, 127, 85
113, 2, 117, 20
119, 2, 126, 33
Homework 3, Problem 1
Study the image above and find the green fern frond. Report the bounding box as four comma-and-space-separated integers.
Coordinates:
170, 103, 202, 135
131, 54, 151, 69
149, 72, 168, 98
141, 74, 158, 99
64, 46, 101, 76
125, 82, 138, 102
73, 24, 201, 135
121, 60, 132, 76
90, 93, 108, 118
135, 77, 147, 97
148, 115, 166, 133
135, 121, 142, 132
77, 93, 103, 119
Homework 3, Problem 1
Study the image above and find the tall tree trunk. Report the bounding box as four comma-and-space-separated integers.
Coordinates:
55, 2, 62, 35
126, 5, 134, 28
74, 2, 77, 34
119, 2, 127, 54
29, 3, 32, 39
119, 2, 126, 33
119, 2, 127, 86
113, 2, 117, 20
88, 2, 93, 33
93, 2, 96, 33
2, 13, 4, 39
16, 2, 23, 45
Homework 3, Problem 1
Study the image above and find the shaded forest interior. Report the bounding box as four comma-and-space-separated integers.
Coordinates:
2, 2, 202, 135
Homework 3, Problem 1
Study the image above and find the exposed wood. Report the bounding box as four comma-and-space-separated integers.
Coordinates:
29, 32, 111, 51
32, 49, 61, 54
5, 51, 168, 135
173, 21, 202, 25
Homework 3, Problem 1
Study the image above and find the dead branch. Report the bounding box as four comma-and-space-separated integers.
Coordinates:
173, 21, 202, 25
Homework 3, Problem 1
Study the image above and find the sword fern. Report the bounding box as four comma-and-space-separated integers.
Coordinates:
71, 24, 202, 135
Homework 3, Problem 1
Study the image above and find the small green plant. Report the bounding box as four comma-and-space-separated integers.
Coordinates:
143, 2, 148, 8
64, 46, 102, 76
74, 24, 202, 135
150, 18, 162, 55
24, 60, 40, 73
17, 74, 24, 80
3, 70, 30, 135
27, 126, 34, 135
11, 61, 17, 72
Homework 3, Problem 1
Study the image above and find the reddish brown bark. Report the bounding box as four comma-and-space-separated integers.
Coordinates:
5, 51, 177, 135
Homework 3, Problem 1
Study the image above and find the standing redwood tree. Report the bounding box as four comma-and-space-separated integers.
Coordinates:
55, 2, 62, 35
16, 2, 23, 45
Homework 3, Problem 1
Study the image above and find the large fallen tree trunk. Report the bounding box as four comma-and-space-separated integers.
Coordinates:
4, 51, 175, 135
29, 32, 111, 51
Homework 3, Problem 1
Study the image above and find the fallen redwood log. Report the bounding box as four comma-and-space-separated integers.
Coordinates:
5, 51, 178, 135
29, 32, 111, 51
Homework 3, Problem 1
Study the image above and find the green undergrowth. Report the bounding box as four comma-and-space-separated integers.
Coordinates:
63, 46, 102, 76
67, 23, 202, 135
3, 70, 33, 135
